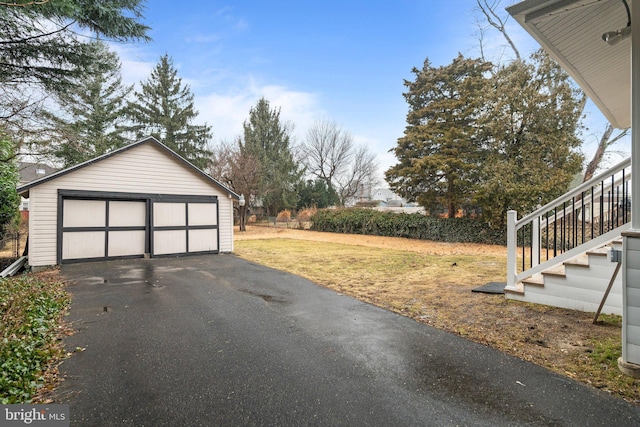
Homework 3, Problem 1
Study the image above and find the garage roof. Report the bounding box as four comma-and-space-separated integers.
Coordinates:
17, 136, 240, 200
507, 0, 631, 129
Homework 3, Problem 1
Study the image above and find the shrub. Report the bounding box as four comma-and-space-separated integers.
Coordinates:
297, 206, 317, 223
276, 209, 292, 222
0, 275, 70, 403
310, 208, 506, 245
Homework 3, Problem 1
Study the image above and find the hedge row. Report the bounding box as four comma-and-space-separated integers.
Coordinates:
310, 208, 506, 246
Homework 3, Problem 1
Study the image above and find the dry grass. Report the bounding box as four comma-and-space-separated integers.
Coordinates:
234, 225, 639, 404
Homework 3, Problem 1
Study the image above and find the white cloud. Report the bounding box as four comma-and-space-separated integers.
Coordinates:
109, 44, 155, 87
195, 80, 324, 145
113, 42, 323, 144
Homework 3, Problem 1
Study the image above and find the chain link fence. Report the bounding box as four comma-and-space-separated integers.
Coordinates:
0, 227, 22, 259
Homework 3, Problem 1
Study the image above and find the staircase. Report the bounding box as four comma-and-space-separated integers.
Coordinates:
505, 158, 630, 315
505, 240, 623, 315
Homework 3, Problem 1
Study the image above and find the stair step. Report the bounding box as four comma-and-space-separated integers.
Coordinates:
587, 246, 610, 257
542, 265, 565, 277
522, 274, 545, 286
514, 238, 621, 299
504, 282, 524, 295
564, 254, 589, 268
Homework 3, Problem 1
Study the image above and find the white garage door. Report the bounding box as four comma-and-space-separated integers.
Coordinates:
61, 199, 147, 261
152, 202, 218, 255
59, 194, 219, 263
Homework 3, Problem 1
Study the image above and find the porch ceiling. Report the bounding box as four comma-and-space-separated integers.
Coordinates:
507, 0, 631, 129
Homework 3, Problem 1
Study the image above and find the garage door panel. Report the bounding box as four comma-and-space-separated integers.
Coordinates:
63, 200, 106, 227
63, 231, 105, 260
188, 203, 217, 226
154, 203, 186, 227
108, 230, 146, 257
60, 196, 220, 263
109, 201, 146, 227
189, 229, 218, 252
154, 230, 186, 255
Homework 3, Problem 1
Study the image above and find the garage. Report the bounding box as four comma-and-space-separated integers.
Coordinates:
17, 137, 238, 267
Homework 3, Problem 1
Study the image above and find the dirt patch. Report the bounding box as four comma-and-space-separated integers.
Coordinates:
234, 225, 639, 404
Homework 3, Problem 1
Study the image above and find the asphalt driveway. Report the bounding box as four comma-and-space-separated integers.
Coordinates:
53, 254, 640, 426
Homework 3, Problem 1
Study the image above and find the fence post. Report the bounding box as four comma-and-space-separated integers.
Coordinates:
507, 210, 517, 289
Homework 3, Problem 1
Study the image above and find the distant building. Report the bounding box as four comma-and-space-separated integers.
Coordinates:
371, 188, 405, 206
18, 162, 58, 215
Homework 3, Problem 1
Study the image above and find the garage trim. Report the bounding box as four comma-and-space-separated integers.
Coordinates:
57, 189, 219, 264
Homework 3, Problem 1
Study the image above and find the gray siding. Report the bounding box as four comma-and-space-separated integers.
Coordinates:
624, 236, 640, 364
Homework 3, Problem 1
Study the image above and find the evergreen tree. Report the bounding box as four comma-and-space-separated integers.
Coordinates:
41, 42, 133, 167
386, 51, 584, 227
0, 0, 150, 94
476, 51, 584, 227
0, 133, 20, 237
296, 178, 339, 209
385, 55, 492, 217
241, 97, 300, 215
0, 0, 150, 144
126, 54, 212, 170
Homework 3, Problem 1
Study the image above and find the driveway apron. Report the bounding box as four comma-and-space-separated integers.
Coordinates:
53, 255, 640, 426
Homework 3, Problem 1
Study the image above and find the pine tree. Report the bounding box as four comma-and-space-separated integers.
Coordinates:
241, 97, 300, 215
0, 133, 20, 237
126, 54, 212, 170
0, 0, 150, 155
42, 42, 133, 167
385, 55, 492, 217
0, 0, 149, 94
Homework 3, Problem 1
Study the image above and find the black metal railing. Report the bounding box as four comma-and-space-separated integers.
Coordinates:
507, 158, 631, 288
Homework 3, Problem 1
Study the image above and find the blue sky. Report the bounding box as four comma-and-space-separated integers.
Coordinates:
111, 0, 628, 182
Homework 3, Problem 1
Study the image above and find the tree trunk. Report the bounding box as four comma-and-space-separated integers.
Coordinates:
239, 205, 247, 232
582, 124, 625, 183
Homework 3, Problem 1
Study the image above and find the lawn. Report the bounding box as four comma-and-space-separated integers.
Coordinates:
234, 226, 639, 404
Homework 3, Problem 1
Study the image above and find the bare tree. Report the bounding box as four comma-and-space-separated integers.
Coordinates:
583, 125, 629, 182
475, 0, 521, 61
475, 0, 628, 182
338, 144, 379, 204
208, 138, 261, 231
302, 119, 352, 187
302, 119, 378, 206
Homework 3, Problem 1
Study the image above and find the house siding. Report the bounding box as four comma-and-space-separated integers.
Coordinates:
28, 142, 234, 267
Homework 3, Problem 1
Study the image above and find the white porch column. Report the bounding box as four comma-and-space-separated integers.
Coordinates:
620, 0, 640, 377
506, 210, 517, 289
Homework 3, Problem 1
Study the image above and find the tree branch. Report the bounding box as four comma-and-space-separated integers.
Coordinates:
0, 0, 50, 6
0, 21, 75, 45
476, 0, 521, 61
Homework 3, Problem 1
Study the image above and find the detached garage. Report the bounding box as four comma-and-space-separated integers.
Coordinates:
17, 137, 239, 267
